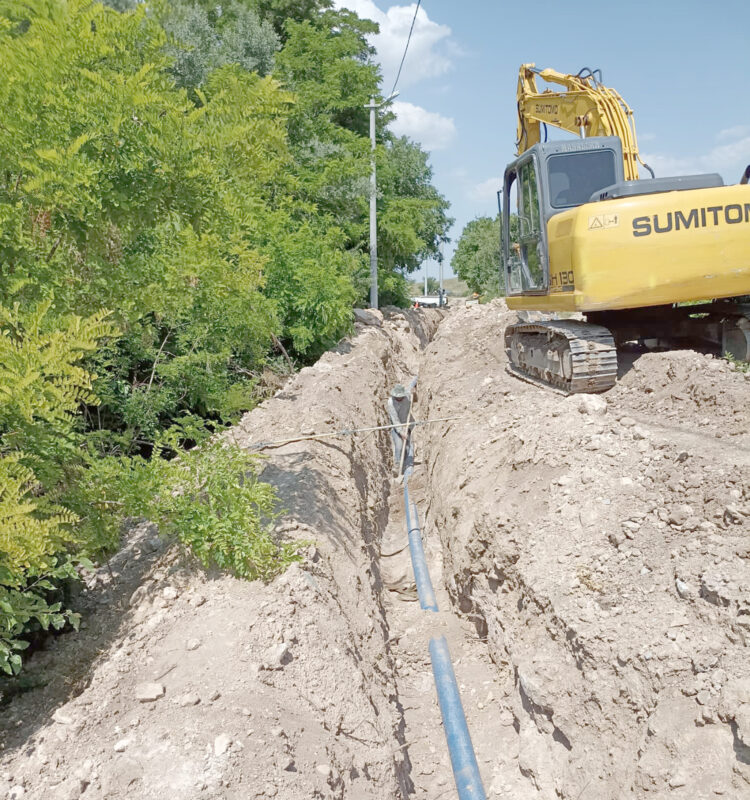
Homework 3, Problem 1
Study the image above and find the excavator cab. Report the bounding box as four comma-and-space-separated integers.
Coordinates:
500, 136, 625, 296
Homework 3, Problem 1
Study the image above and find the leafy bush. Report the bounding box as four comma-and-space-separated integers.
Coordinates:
0, 575, 80, 676
0, 300, 114, 674
145, 441, 298, 580
0, 295, 294, 674
76, 433, 299, 582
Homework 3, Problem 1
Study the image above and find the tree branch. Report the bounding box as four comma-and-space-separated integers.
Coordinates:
271, 332, 294, 372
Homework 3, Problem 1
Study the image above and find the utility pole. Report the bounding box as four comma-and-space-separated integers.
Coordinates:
367, 96, 378, 309
423, 263, 428, 296
365, 92, 398, 310
439, 241, 444, 293
439, 241, 444, 307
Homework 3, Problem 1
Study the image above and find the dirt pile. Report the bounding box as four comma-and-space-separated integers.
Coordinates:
3, 299, 749, 800
418, 301, 750, 798
0, 308, 440, 800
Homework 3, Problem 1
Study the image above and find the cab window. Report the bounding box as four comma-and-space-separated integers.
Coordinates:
548, 150, 617, 207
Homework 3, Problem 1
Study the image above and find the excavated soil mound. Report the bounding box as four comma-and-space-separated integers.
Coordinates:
419, 301, 750, 799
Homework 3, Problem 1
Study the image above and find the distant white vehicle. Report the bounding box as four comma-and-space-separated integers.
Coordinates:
411, 290, 448, 309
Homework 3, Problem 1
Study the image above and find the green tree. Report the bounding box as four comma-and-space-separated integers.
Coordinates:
159, 0, 279, 89
452, 215, 508, 295
252, 0, 332, 40
276, 11, 451, 307
377, 137, 451, 274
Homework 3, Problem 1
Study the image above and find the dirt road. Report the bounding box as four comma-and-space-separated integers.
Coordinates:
1, 303, 748, 799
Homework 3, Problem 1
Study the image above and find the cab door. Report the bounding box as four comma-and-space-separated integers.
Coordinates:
501, 153, 549, 295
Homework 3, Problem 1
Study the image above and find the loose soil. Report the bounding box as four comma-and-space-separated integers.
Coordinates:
1, 302, 748, 800
419, 302, 750, 799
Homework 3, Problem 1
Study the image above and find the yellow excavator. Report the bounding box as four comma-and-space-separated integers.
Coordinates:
501, 64, 750, 393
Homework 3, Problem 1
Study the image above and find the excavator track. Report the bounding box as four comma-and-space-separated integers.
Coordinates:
505, 319, 617, 394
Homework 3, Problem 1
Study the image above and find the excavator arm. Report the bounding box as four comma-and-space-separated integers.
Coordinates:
516, 63, 651, 181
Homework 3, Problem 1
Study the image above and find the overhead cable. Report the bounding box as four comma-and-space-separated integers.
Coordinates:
388, 0, 422, 99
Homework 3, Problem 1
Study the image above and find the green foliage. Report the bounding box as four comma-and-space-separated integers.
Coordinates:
0, 298, 292, 671
0, 454, 77, 583
377, 137, 452, 277
253, 0, 333, 40
377, 270, 411, 308
146, 441, 297, 580
0, 300, 115, 482
0, 575, 80, 675
276, 10, 378, 141
79, 439, 298, 580
452, 215, 508, 296
276, 10, 451, 305
0, 1, 283, 438
160, 0, 279, 89
0, 300, 112, 674
101, 0, 137, 10
724, 352, 750, 373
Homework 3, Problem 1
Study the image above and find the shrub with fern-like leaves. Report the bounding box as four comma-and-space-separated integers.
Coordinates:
0, 300, 114, 674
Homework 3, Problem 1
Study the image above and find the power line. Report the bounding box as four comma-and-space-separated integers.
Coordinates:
388, 0, 421, 99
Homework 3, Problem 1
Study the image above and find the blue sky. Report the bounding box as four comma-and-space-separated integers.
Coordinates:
335, 0, 750, 279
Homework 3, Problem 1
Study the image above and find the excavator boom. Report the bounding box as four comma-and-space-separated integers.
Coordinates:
516, 63, 648, 181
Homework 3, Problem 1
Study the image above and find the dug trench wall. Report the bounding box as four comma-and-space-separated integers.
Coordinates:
0, 308, 440, 800
418, 302, 750, 799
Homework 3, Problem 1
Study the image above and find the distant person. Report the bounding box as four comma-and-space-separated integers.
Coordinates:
387, 377, 417, 475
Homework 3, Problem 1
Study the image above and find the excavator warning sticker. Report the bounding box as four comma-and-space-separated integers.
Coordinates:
588, 213, 620, 230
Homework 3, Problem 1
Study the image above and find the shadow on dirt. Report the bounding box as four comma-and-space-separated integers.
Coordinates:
0, 522, 173, 753
261, 450, 361, 558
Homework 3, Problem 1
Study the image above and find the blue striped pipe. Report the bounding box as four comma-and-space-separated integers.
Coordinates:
403, 478, 438, 612
429, 635, 488, 800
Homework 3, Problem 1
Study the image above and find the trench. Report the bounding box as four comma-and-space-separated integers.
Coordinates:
377, 464, 515, 798
361, 314, 524, 798
3, 303, 748, 800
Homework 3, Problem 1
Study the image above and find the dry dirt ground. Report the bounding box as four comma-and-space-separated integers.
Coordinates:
1, 303, 748, 800
419, 302, 750, 799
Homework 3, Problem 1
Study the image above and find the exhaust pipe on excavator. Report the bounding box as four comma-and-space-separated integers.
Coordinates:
741, 165, 750, 185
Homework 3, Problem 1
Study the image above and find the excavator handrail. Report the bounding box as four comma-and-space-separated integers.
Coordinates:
516, 63, 652, 181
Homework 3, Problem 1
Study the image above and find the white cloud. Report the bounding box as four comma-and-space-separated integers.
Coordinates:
334, 1, 455, 89
469, 176, 502, 204
642, 125, 750, 180
389, 101, 456, 150
717, 124, 750, 142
